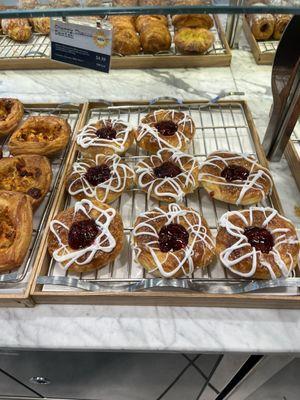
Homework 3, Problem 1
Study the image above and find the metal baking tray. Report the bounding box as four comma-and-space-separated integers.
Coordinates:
32, 99, 300, 308
0, 15, 231, 70
0, 102, 83, 306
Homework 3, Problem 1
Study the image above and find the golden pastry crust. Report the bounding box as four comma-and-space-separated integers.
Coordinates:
135, 15, 168, 32
133, 203, 215, 278
29, 17, 50, 35
140, 24, 171, 53
112, 0, 137, 5
66, 153, 135, 203
199, 151, 273, 205
50, 0, 81, 7
172, 14, 214, 29
0, 98, 24, 136
216, 207, 300, 279
109, 15, 136, 31
273, 14, 291, 40
113, 29, 141, 55
8, 115, 71, 157
136, 109, 196, 153
0, 191, 33, 272
0, 155, 52, 209
1, 18, 32, 42
48, 199, 124, 273
19, 0, 39, 8
139, 0, 163, 4
174, 27, 214, 54
135, 148, 199, 202
248, 14, 275, 40
76, 118, 135, 157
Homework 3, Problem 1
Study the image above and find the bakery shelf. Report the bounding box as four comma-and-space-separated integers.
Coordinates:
285, 123, 300, 191
243, 16, 278, 65
30, 98, 300, 309
0, 102, 84, 307
0, 15, 231, 69
0, 1, 299, 19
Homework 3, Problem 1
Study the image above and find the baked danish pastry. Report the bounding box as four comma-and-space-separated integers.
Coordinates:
216, 207, 300, 279
113, 29, 141, 55
174, 27, 214, 54
109, 15, 136, 31
199, 151, 273, 205
136, 109, 196, 153
0, 191, 33, 272
0, 98, 24, 136
135, 15, 168, 32
140, 24, 171, 53
247, 14, 275, 40
1, 18, 32, 42
29, 17, 50, 35
0, 155, 52, 209
135, 148, 199, 202
112, 0, 137, 5
273, 14, 291, 40
76, 118, 135, 157
172, 14, 214, 29
8, 115, 71, 157
66, 153, 135, 203
48, 199, 124, 273
133, 203, 215, 278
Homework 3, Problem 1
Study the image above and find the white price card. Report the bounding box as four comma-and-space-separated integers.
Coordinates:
51, 19, 112, 73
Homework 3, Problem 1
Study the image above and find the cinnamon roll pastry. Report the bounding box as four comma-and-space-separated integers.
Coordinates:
174, 27, 214, 54
135, 148, 199, 202
199, 151, 273, 205
172, 14, 214, 29
140, 24, 171, 53
0, 155, 52, 209
0, 191, 33, 272
216, 207, 300, 279
136, 109, 195, 153
133, 203, 215, 278
29, 17, 50, 35
0, 98, 24, 136
247, 14, 275, 40
273, 14, 291, 40
76, 118, 135, 157
8, 116, 71, 157
66, 153, 135, 203
135, 15, 168, 32
1, 18, 32, 42
113, 29, 141, 55
48, 199, 124, 273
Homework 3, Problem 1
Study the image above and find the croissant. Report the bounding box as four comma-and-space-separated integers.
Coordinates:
109, 15, 136, 32
140, 24, 171, 53
135, 15, 168, 32
1, 18, 32, 42
0, 191, 33, 272
29, 17, 51, 35
113, 29, 141, 55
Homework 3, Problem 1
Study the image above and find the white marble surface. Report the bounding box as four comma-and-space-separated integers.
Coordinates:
0, 48, 299, 353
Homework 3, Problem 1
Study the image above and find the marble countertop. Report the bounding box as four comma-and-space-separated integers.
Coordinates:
0, 44, 299, 353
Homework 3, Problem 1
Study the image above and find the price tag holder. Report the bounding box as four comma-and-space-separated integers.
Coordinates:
50, 19, 112, 73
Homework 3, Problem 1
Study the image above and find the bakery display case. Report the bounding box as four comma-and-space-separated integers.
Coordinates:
0, 0, 299, 308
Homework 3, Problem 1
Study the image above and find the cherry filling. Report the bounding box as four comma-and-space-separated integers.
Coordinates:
244, 226, 274, 254
68, 219, 99, 250
221, 164, 250, 182
27, 187, 42, 199
158, 223, 189, 252
84, 164, 111, 186
153, 161, 182, 179
95, 125, 117, 140
155, 120, 178, 136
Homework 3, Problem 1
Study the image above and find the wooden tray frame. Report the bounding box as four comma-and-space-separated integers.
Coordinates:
285, 139, 300, 191
0, 102, 85, 307
29, 99, 300, 309
0, 16, 231, 70
243, 16, 276, 65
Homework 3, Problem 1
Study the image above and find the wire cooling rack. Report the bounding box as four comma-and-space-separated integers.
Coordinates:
0, 104, 81, 294
257, 40, 278, 54
37, 101, 300, 297
0, 33, 50, 59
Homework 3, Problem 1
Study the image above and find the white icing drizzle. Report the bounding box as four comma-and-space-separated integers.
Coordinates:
68, 154, 135, 202
199, 152, 273, 204
135, 148, 199, 202
218, 206, 299, 278
133, 203, 215, 278
137, 109, 194, 150
50, 199, 117, 270
76, 118, 132, 152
